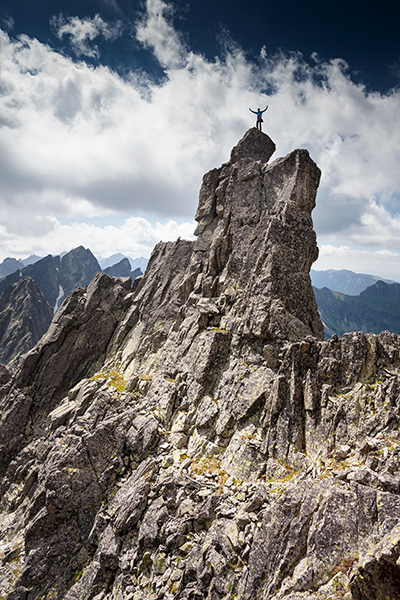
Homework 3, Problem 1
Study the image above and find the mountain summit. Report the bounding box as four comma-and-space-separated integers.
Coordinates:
1, 131, 399, 600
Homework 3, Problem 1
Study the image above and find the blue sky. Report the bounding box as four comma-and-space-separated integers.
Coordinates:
0, 0, 400, 277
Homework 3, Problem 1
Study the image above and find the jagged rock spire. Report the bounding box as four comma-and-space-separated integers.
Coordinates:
190, 129, 323, 342
1, 131, 400, 600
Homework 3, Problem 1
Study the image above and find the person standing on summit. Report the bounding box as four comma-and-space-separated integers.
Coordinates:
249, 106, 268, 131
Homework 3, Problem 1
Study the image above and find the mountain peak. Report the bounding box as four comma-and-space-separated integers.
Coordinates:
230, 127, 276, 164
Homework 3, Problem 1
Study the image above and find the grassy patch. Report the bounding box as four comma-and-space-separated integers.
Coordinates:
189, 456, 229, 489
91, 368, 127, 393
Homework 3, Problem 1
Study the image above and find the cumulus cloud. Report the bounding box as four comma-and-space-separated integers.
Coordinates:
0, 0, 400, 275
51, 13, 123, 57
135, 0, 187, 69
0, 215, 195, 262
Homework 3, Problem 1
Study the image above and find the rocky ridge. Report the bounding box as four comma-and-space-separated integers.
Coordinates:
1, 129, 400, 600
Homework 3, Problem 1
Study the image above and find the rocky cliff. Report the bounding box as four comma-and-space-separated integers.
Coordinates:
0, 277, 53, 369
1, 129, 400, 600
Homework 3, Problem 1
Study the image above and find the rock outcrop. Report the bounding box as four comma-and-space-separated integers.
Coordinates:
1, 129, 400, 600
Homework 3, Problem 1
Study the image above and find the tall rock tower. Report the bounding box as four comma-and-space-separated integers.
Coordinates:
191, 127, 324, 342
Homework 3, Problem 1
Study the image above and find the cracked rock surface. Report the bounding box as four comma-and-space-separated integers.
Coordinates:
1, 129, 400, 600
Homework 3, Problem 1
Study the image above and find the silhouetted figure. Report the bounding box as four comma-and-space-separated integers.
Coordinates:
249, 106, 268, 131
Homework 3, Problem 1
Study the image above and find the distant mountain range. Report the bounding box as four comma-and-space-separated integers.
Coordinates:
314, 280, 400, 339
0, 255, 42, 278
0, 247, 145, 368
98, 253, 148, 273
1, 258, 400, 365
310, 269, 400, 339
310, 268, 397, 295
0, 247, 145, 311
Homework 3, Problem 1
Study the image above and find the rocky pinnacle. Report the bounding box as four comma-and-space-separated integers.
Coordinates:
192, 128, 324, 342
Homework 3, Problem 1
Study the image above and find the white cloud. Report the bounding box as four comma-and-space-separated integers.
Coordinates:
135, 0, 187, 69
0, 0, 400, 277
357, 201, 400, 244
318, 245, 399, 259
315, 198, 400, 252
0, 216, 195, 262
0, 22, 254, 230
51, 14, 123, 58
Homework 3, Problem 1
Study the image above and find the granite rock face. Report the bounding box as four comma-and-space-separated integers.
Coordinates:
1, 130, 400, 600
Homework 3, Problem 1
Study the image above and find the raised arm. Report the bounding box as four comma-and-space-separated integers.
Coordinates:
261, 105, 268, 114
249, 108, 257, 114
